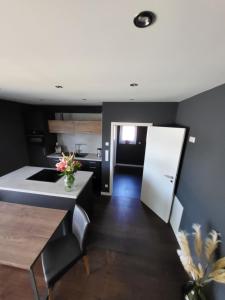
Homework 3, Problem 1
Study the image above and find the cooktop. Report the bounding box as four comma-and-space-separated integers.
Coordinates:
26, 169, 61, 183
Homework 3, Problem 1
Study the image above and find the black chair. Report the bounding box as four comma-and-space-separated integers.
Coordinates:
41, 205, 90, 300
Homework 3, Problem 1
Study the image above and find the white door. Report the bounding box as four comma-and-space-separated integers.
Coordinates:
141, 127, 186, 223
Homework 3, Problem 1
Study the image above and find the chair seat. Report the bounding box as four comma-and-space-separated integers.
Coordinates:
42, 233, 82, 287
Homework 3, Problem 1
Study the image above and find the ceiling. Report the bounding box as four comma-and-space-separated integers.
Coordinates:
0, 0, 225, 105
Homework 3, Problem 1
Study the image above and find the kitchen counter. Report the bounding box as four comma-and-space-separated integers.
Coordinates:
0, 166, 93, 199
47, 152, 102, 162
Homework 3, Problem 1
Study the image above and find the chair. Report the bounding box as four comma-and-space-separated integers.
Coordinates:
41, 205, 90, 300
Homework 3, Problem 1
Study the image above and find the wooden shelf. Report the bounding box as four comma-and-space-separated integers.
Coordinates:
48, 120, 102, 134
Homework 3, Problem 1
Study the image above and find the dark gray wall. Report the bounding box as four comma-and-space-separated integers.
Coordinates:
176, 84, 225, 300
102, 102, 178, 192
38, 105, 102, 114
0, 100, 29, 176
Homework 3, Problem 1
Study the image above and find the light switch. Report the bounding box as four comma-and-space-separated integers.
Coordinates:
189, 136, 196, 143
105, 150, 109, 161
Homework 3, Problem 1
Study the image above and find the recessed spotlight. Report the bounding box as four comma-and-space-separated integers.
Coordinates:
82, 99, 87, 101
55, 85, 63, 89
130, 83, 138, 87
129, 99, 135, 101
134, 11, 156, 28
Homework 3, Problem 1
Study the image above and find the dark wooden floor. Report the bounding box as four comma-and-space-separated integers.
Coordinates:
0, 166, 186, 299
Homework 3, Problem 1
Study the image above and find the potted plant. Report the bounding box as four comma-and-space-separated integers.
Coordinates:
177, 224, 225, 300
56, 153, 81, 191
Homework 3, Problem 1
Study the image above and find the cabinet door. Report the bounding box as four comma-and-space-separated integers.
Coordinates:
75, 121, 102, 134
47, 158, 59, 168
48, 120, 75, 133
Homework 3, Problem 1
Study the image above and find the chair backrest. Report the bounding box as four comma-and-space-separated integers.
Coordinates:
72, 205, 90, 252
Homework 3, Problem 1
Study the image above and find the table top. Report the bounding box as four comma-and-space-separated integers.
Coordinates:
0, 202, 67, 270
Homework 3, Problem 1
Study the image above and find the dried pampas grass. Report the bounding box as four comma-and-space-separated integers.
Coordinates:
209, 269, 225, 284
213, 257, 225, 271
193, 224, 202, 257
177, 224, 225, 288
205, 230, 221, 261
177, 231, 202, 280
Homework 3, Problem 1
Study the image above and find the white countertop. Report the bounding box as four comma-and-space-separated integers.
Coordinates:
47, 153, 102, 162
0, 166, 93, 199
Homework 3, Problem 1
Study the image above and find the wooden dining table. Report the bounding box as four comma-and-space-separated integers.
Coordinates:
0, 201, 67, 300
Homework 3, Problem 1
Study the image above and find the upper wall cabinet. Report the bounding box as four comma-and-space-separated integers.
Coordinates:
48, 120, 75, 134
75, 121, 102, 134
48, 120, 102, 135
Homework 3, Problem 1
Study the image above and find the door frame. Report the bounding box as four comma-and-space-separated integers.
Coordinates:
109, 122, 153, 195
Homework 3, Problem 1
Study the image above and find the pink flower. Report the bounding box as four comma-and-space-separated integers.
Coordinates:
56, 159, 67, 172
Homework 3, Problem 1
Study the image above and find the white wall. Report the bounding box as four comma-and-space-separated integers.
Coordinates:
57, 133, 102, 154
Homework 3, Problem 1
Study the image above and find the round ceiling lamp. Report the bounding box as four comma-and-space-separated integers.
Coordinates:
134, 11, 156, 28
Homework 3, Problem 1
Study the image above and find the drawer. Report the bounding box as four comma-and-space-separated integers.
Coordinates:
88, 161, 97, 166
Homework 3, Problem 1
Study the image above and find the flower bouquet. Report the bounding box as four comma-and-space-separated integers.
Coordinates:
56, 153, 81, 191
177, 224, 225, 300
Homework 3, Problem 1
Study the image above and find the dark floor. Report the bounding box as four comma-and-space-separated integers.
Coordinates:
0, 166, 186, 299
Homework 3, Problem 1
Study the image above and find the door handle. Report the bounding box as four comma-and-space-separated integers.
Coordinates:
164, 174, 174, 180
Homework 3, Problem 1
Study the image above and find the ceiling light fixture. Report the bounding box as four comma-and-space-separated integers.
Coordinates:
82, 99, 87, 101
55, 85, 63, 89
130, 83, 138, 87
134, 11, 156, 28
129, 99, 135, 101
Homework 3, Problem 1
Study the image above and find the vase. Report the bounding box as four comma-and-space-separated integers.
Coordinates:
64, 174, 75, 192
184, 281, 206, 300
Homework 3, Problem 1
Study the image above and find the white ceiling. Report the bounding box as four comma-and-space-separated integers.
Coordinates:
0, 0, 225, 105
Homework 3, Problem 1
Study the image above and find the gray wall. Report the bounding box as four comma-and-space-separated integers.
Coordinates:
102, 102, 178, 192
176, 84, 225, 300
0, 100, 29, 176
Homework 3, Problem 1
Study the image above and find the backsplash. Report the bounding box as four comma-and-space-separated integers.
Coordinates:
57, 133, 102, 154
55, 113, 102, 154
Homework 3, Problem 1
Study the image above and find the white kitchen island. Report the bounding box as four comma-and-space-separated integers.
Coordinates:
0, 166, 94, 215
0, 166, 93, 199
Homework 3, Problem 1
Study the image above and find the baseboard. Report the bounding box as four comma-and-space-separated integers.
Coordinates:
116, 163, 143, 168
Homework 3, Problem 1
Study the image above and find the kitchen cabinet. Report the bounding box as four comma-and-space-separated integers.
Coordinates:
24, 110, 56, 167
75, 121, 102, 134
47, 157, 59, 168
48, 120, 75, 134
48, 120, 102, 134
79, 160, 101, 194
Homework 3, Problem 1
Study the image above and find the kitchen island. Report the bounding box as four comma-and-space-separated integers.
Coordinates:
0, 166, 94, 215
47, 153, 102, 193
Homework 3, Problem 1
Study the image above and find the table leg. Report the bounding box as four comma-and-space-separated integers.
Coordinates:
30, 267, 40, 300
30, 266, 48, 300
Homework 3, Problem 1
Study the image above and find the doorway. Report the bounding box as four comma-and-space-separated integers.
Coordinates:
110, 122, 152, 197
110, 123, 186, 224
